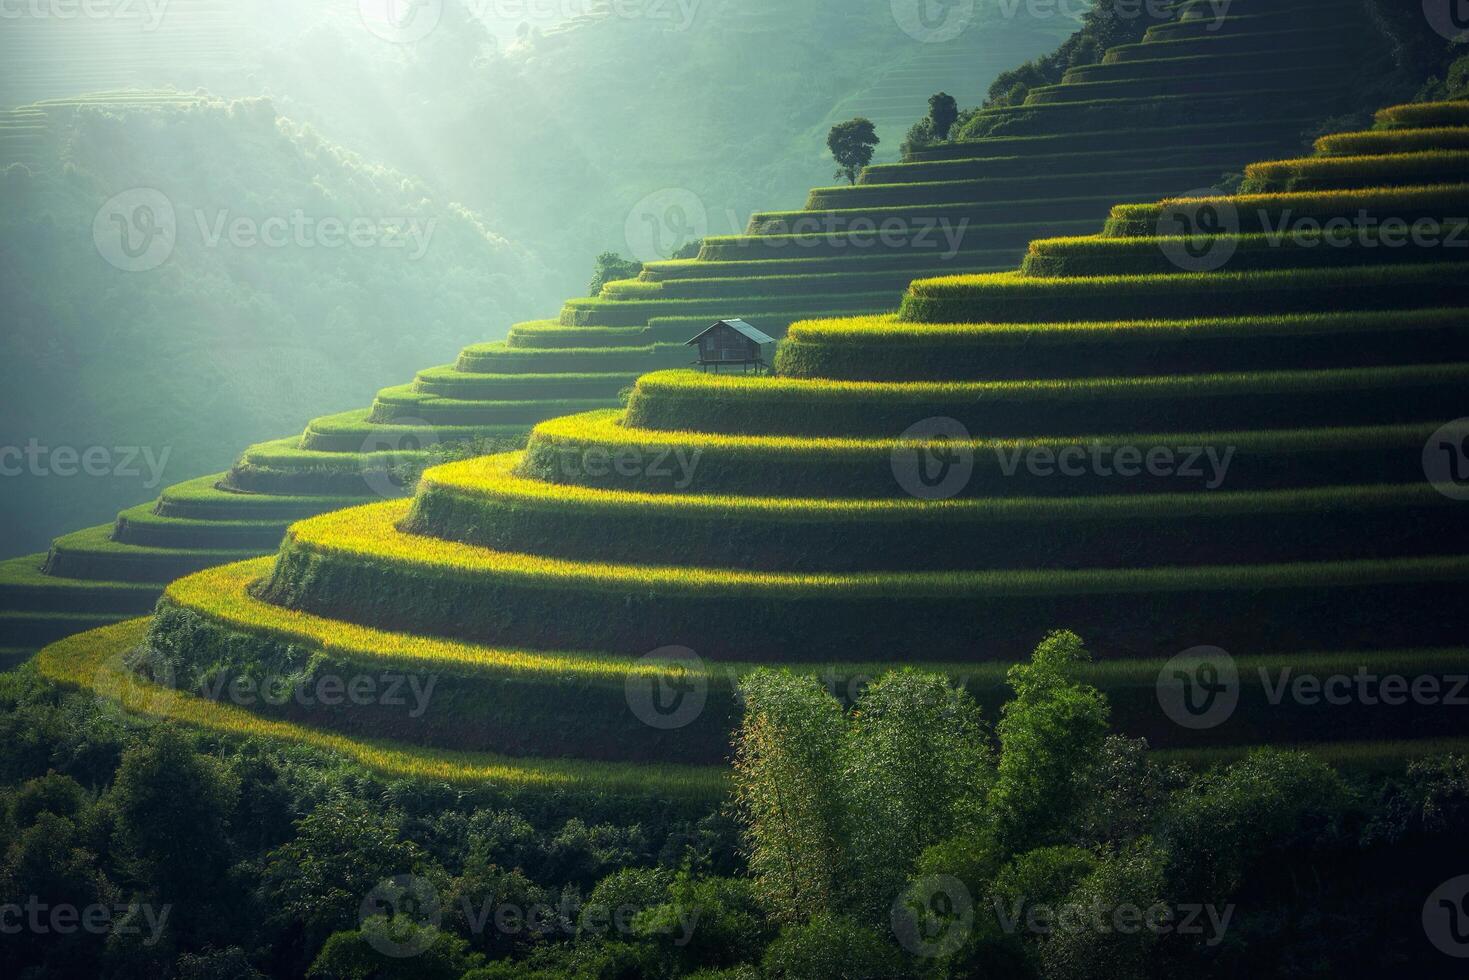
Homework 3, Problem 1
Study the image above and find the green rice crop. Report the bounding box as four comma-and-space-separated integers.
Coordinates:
1241, 151, 1469, 193
1375, 101, 1469, 130
559, 292, 898, 328
897, 263, 1468, 325
746, 194, 1139, 238
153, 474, 367, 521
621, 363, 1469, 438
599, 272, 935, 299
407, 452, 1460, 573
1024, 68, 1333, 106
1315, 127, 1469, 157
1104, 184, 1469, 236
454, 342, 687, 374
867, 144, 1272, 185
256, 498, 1469, 662
111, 503, 289, 550
520, 409, 1439, 498
34, 620, 728, 800
805, 164, 1235, 210
777, 308, 1469, 381
42, 524, 260, 584
1020, 225, 1469, 278
0, 553, 159, 613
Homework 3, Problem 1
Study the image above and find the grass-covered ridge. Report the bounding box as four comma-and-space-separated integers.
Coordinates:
34, 620, 728, 798
16, 17, 1460, 792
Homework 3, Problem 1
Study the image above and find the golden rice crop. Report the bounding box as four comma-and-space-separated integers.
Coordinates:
36, 619, 729, 799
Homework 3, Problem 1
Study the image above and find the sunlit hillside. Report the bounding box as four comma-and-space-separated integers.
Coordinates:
0, 94, 550, 553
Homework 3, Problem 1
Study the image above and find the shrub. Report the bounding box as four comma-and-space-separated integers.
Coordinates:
760, 915, 907, 980
588, 251, 642, 296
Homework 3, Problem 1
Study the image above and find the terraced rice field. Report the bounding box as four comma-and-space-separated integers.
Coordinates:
32, 98, 1469, 794
5, 0, 1357, 658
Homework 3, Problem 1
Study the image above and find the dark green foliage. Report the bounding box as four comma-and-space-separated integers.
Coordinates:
175, 946, 269, 980
990, 631, 1110, 854
843, 671, 993, 917
307, 918, 482, 979
827, 117, 879, 185
732, 671, 848, 921
589, 252, 644, 296
761, 915, 907, 980
1160, 749, 1348, 898
108, 727, 242, 941
1034, 842, 1168, 980
981, 1, 1156, 110
928, 92, 959, 141
260, 796, 437, 942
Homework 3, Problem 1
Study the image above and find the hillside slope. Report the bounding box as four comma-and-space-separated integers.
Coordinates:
0, 93, 550, 558
36, 98, 1469, 793
0, 0, 1396, 657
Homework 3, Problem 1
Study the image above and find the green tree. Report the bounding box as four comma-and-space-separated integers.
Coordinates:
108, 729, 240, 928
308, 918, 482, 980
989, 631, 1110, 854
0, 812, 117, 976
261, 796, 436, 941
1162, 748, 1346, 899
733, 670, 848, 922
928, 92, 959, 141
633, 870, 774, 974
844, 670, 992, 916
1038, 841, 1168, 980
761, 914, 906, 980
588, 251, 642, 296
827, 118, 879, 185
